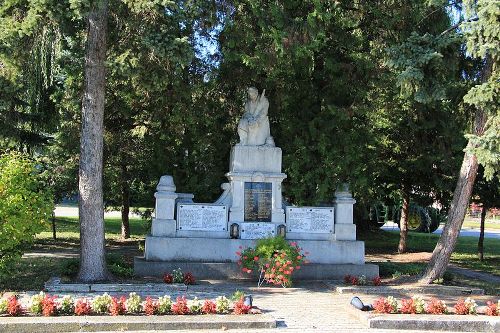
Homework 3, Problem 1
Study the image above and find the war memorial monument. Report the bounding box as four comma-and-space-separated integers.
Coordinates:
134, 87, 378, 279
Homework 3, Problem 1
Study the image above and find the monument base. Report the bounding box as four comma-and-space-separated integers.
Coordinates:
134, 257, 379, 280
143, 236, 366, 264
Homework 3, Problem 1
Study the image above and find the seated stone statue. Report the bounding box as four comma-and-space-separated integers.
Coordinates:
237, 87, 275, 146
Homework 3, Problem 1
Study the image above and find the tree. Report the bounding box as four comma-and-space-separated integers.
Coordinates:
420, 0, 499, 283
472, 168, 500, 260
0, 152, 53, 275
77, 0, 110, 282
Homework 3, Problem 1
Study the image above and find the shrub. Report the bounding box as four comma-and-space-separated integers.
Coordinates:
163, 273, 173, 284
233, 298, 251, 315
7, 296, 22, 316
231, 290, 245, 302
59, 295, 75, 315
343, 275, 352, 284
42, 294, 57, 316
92, 293, 112, 314
426, 298, 447, 314
372, 276, 382, 286
109, 297, 126, 316
144, 297, 158, 316
172, 296, 189, 315
157, 296, 172, 314
29, 291, 45, 314
126, 292, 142, 314
183, 272, 195, 285
172, 268, 183, 283
74, 298, 91, 315
237, 237, 307, 287
215, 296, 230, 314
358, 275, 367, 285
189, 297, 202, 314
0, 152, 54, 276
0, 297, 8, 314
485, 301, 499, 316
202, 300, 217, 314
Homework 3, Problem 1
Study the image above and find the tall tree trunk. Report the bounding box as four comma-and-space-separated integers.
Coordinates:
419, 56, 491, 284
398, 187, 410, 253
120, 162, 130, 239
77, 0, 109, 282
478, 205, 487, 261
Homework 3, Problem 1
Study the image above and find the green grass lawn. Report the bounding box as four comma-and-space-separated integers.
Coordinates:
37, 216, 148, 240
462, 218, 500, 230
362, 229, 500, 276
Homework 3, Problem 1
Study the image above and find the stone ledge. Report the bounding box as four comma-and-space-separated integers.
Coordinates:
134, 258, 379, 280
329, 283, 484, 296
348, 307, 500, 332
0, 314, 276, 333
45, 278, 188, 293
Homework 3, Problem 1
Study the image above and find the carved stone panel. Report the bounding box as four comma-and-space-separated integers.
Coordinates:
177, 204, 227, 231
244, 182, 272, 222
286, 207, 334, 233
240, 222, 276, 240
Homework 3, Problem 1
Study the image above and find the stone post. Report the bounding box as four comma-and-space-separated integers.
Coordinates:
151, 175, 178, 237
333, 183, 356, 241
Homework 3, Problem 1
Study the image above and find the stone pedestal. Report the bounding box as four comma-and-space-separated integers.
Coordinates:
151, 176, 178, 237
333, 184, 357, 241
227, 145, 286, 232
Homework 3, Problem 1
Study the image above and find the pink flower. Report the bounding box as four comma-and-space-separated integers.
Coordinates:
297, 255, 302, 260
290, 242, 297, 247
246, 269, 252, 274
236, 251, 241, 256
295, 266, 301, 269
254, 256, 259, 261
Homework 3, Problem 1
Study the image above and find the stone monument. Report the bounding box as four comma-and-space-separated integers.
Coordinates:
135, 88, 378, 279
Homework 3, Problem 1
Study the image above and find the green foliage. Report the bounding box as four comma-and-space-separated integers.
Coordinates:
231, 290, 245, 302
156, 295, 172, 314
461, 0, 500, 180
125, 292, 142, 313
29, 291, 45, 314
91, 293, 112, 314
0, 152, 53, 276
215, 295, 230, 314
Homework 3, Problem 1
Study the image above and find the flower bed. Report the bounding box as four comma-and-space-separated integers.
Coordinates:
371, 296, 499, 316
344, 274, 382, 286
0, 292, 257, 317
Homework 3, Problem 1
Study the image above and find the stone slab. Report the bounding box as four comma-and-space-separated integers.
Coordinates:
134, 258, 379, 280
177, 204, 228, 232
240, 222, 276, 239
0, 314, 276, 332
229, 145, 282, 173
151, 218, 176, 237
333, 284, 485, 296
349, 307, 500, 332
286, 206, 334, 234
44, 281, 188, 293
143, 237, 366, 264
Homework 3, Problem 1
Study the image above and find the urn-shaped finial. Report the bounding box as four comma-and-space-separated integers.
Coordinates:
156, 175, 176, 192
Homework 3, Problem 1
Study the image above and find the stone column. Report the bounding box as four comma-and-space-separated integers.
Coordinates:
333, 183, 356, 240
151, 175, 178, 237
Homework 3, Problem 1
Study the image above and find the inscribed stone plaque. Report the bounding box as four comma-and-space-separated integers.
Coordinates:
244, 182, 272, 222
177, 204, 227, 231
286, 207, 334, 233
240, 222, 276, 240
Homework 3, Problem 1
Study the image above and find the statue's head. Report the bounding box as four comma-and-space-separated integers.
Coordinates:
247, 87, 258, 101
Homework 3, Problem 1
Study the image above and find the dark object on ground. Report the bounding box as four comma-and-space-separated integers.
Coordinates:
350, 296, 374, 311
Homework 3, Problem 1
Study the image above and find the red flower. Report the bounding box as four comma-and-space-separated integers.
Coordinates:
172, 296, 190, 315
75, 298, 91, 316
233, 298, 251, 315
163, 273, 173, 284
253, 256, 259, 261
454, 299, 468, 315
400, 298, 416, 314
297, 255, 302, 260
202, 300, 217, 314
42, 294, 57, 317
426, 298, 447, 314
372, 276, 382, 286
7, 296, 22, 316
485, 301, 498, 316
109, 296, 126, 316
183, 272, 195, 285
144, 296, 158, 316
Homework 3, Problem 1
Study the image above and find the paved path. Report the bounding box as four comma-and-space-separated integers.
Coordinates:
18, 281, 471, 333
